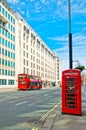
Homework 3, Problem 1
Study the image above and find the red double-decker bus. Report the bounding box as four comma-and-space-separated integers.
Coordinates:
34, 76, 42, 89
18, 74, 42, 90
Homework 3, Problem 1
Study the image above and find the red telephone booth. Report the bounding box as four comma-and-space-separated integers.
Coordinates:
62, 69, 82, 115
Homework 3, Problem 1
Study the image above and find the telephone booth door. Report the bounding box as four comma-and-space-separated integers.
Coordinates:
62, 69, 82, 115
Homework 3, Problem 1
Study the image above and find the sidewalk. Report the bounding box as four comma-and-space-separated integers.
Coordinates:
37, 86, 86, 130
0, 87, 17, 93
0, 86, 53, 93
37, 104, 86, 130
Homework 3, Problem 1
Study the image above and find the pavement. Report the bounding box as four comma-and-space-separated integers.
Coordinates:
0, 87, 17, 93
35, 85, 86, 130
37, 103, 86, 130
0, 86, 86, 130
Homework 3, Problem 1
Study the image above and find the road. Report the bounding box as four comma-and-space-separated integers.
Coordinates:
0, 87, 61, 130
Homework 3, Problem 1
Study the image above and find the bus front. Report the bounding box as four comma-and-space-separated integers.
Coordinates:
29, 79, 40, 90
34, 76, 42, 89
18, 74, 29, 90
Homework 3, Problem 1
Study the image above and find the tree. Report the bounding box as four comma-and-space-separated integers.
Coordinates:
74, 65, 85, 71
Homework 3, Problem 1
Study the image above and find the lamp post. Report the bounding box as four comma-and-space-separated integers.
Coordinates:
68, 0, 72, 69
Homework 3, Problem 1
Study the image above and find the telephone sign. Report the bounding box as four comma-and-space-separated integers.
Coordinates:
62, 69, 82, 115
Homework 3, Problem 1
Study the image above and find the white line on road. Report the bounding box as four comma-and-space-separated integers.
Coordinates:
15, 101, 27, 106
44, 94, 48, 97
48, 96, 52, 98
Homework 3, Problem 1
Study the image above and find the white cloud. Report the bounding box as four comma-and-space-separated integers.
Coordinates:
20, 2, 25, 6
72, 34, 86, 68
34, 2, 41, 13
5, 0, 86, 71
26, 11, 31, 18
53, 33, 86, 70
72, 2, 86, 15
48, 35, 68, 42
57, 1, 61, 6
6, 0, 20, 4
30, 0, 35, 2
19, 10, 25, 15
40, 0, 46, 3
52, 0, 86, 19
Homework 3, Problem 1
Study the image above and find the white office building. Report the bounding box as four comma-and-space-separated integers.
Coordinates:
0, 0, 61, 88
0, 0, 16, 88
14, 12, 61, 87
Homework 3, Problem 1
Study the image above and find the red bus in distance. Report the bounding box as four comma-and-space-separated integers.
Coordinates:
33, 76, 42, 89
18, 74, 42, 90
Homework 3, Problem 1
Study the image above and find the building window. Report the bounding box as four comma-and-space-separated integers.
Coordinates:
27, 29, 29, 34
13, 19, 15, 24
31, 33, 35, 40
23, 67, 25, 73
5, 70, 7, 75
24, 25, 26, 31
26, 45, 28, 50
0, 58, 1, 65
5, 40, 7, 46
5, 50, 7, 56
2, 69, 4, 75
8, 13, 10, 20
23, 33, 25, 40
0, 79, 7, 85
2, 8, 4, 15
0, 6, 1, 12
5, 60, 7, 66
23, 59, 25, 65
1, 28, 4, 35
27, 69, 28, 74
26, 61, 28, 66
8, 80, 14, 85
5, 11, 7, 17
23, 43, 25, 48
0, 69, 1, 75
26, 53, 28, 58
0, 47, 1, 54
2, 38, 4, 45
26, 35, 28, 42
2, 59, 4, 65
8, 70, 10, 76
23, 51, 25, 57
2, 48, 4, 55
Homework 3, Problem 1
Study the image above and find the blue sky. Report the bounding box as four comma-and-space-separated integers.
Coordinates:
6, 0, 86, 70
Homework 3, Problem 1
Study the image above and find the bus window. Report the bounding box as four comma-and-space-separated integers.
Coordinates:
18, 75, 26, 79
28, 75, 33, 79
19, 81, 26, 84
29, 82, 37, 86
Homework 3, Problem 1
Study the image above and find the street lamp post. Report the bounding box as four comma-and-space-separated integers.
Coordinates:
68, 0, 73, 69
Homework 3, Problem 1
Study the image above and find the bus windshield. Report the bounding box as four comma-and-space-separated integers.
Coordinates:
18, 75, 27, 79
29, 82, 38, 86
28, 75, 33, 79
19, 81, 26, 84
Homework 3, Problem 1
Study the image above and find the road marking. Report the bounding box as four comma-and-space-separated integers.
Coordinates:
31, 127, 39, 130
40, 101, 61, 121
15, 101, 27, 106
44, 94, 48, 97
31, 101, 61, 130
47, 96, 52, 98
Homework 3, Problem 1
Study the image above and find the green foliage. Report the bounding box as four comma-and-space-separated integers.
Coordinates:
74, 65, 85, 71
